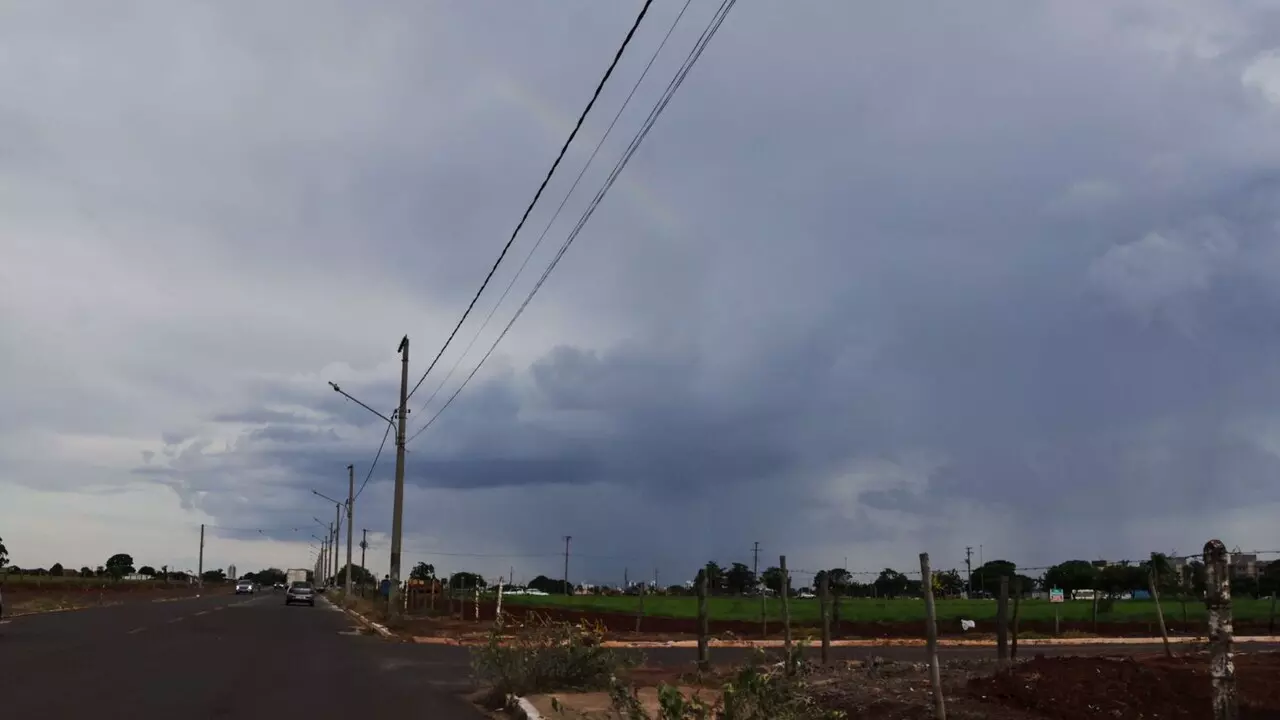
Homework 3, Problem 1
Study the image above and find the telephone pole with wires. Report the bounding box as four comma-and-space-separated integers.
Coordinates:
326, 334, 410, 619
345, 464, 355, 597
360, 529, 369, 577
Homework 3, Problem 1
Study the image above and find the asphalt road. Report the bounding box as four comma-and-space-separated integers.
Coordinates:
0, 591, 486, 719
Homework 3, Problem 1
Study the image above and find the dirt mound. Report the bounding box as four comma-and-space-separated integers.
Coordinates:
968, 653, 1280, 719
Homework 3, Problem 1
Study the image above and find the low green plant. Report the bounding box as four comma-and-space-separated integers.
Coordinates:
470, 614, 641, 697
608, 649, 843, 720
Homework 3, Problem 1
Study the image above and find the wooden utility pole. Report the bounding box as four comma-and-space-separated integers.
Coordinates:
1204, 539, 1237, 720
754, 541, 766, 639
996, 575, 1010, 668
920, 553, 947, 720
1149, 568, 1172, 659
696, 569, 710, 670
781, 555, 793, 675
819, 573, 831, 665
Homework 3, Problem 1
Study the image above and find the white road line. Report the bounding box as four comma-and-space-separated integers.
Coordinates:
194, 611, 209, 616
166, 617, 184, 624
128, 627, 146, 634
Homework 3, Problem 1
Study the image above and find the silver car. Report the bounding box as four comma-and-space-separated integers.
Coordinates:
284, 581, 315, 606
234, 580, 255, 595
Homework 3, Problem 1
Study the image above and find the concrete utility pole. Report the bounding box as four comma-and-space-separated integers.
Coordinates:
563, 535, 572, 595
326, 334, 410, 619
360, 529, 369, 576
964, 546, 973, 595
345, 464, 355, 598
389, 336, 409, 619
332, 502, 341, 582
198, 524, 205, 588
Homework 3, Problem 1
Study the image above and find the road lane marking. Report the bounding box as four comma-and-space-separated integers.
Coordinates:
166, 616, 184, 624
128, 627, 146, 634
194, 610, 209, 616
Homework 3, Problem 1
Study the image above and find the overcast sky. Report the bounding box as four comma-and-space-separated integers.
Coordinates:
4, 1, 1280, 586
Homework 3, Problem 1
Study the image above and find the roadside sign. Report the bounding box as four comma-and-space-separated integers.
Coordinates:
1049, 587, 1064, 603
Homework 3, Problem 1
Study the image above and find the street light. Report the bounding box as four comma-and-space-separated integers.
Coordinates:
326, 335, 409, 620
313, 490, 343, 584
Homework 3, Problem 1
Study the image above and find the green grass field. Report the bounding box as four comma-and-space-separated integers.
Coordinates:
501, 593, 1278, 625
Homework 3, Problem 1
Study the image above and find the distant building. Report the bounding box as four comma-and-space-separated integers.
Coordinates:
228, 564, 237, 580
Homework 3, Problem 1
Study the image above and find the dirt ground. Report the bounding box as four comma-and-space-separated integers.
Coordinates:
967, 651, 1280, 720
525, 651, 1280, 719
2, 583, 210, 614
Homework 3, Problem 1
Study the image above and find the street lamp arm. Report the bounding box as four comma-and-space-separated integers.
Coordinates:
312, 489, 346, 507
328, 382, 395, 429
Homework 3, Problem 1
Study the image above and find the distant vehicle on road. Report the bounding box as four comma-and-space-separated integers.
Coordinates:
272, 582, 285, 590
285, 568, 308, 588
285, 581, 315, 606
234, 580, 255, 595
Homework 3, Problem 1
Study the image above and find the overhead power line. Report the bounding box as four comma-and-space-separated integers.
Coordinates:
407, 0, 739, 445
353, 421, 392, 502
410, 0, 695, 424
405, 0, 657, 404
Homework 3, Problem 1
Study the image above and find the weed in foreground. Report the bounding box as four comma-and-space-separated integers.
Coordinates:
470, 614, 642, 698
607, 648, 844, 720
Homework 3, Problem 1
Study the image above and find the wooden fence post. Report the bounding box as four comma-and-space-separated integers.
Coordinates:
819, 573, 831, 665
996, 576, 1009, 668
829, 586, 839, 635
696, 569, 710, 671
636, 581, 645, 634
1268, 591, 1276, 636
1204, 539, 1237, 720
920, 553, 947, 720
1149, 569, 1172, 659
1011, 577, 1021, 660
496, 578, 505, 627
781, 555, 793, 676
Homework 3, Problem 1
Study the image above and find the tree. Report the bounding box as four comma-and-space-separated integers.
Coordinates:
49, 563, 65, 577
201, 569, 226, 583
826, 568, 852, 594
138, 566, 156, 577
94, 566, 106, 577
409, 562, 436, 581
970, 560, 1017, 594
703, 562, 725, 594
449, 571, 486, 590
933, 569, 965, 597
1260, 559, 1280, 598
528, 575, 569, 594
0, 536, 7, 570
105, 553, 135, 579
874, 568, 910, 598
725, 563, 755, 594
79, 567, 93, 578
337, 564, 376, 586
761, 566, 790, 595
1043, 560, 1099, 594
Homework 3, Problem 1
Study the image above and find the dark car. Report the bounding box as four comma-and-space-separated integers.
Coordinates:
285, 581, 315, 606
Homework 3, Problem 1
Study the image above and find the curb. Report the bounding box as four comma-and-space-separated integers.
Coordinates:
333, 599, 394, 639
508, 694, 543, 720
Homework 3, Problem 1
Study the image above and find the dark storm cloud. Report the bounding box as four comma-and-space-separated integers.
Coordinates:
102, 2, 1280, 575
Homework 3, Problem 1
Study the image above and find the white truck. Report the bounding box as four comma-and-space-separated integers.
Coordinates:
286, 568, 309, 588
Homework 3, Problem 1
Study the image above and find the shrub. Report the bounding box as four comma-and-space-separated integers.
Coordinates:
609, 648, 844, 720
470, 614, 641, 697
